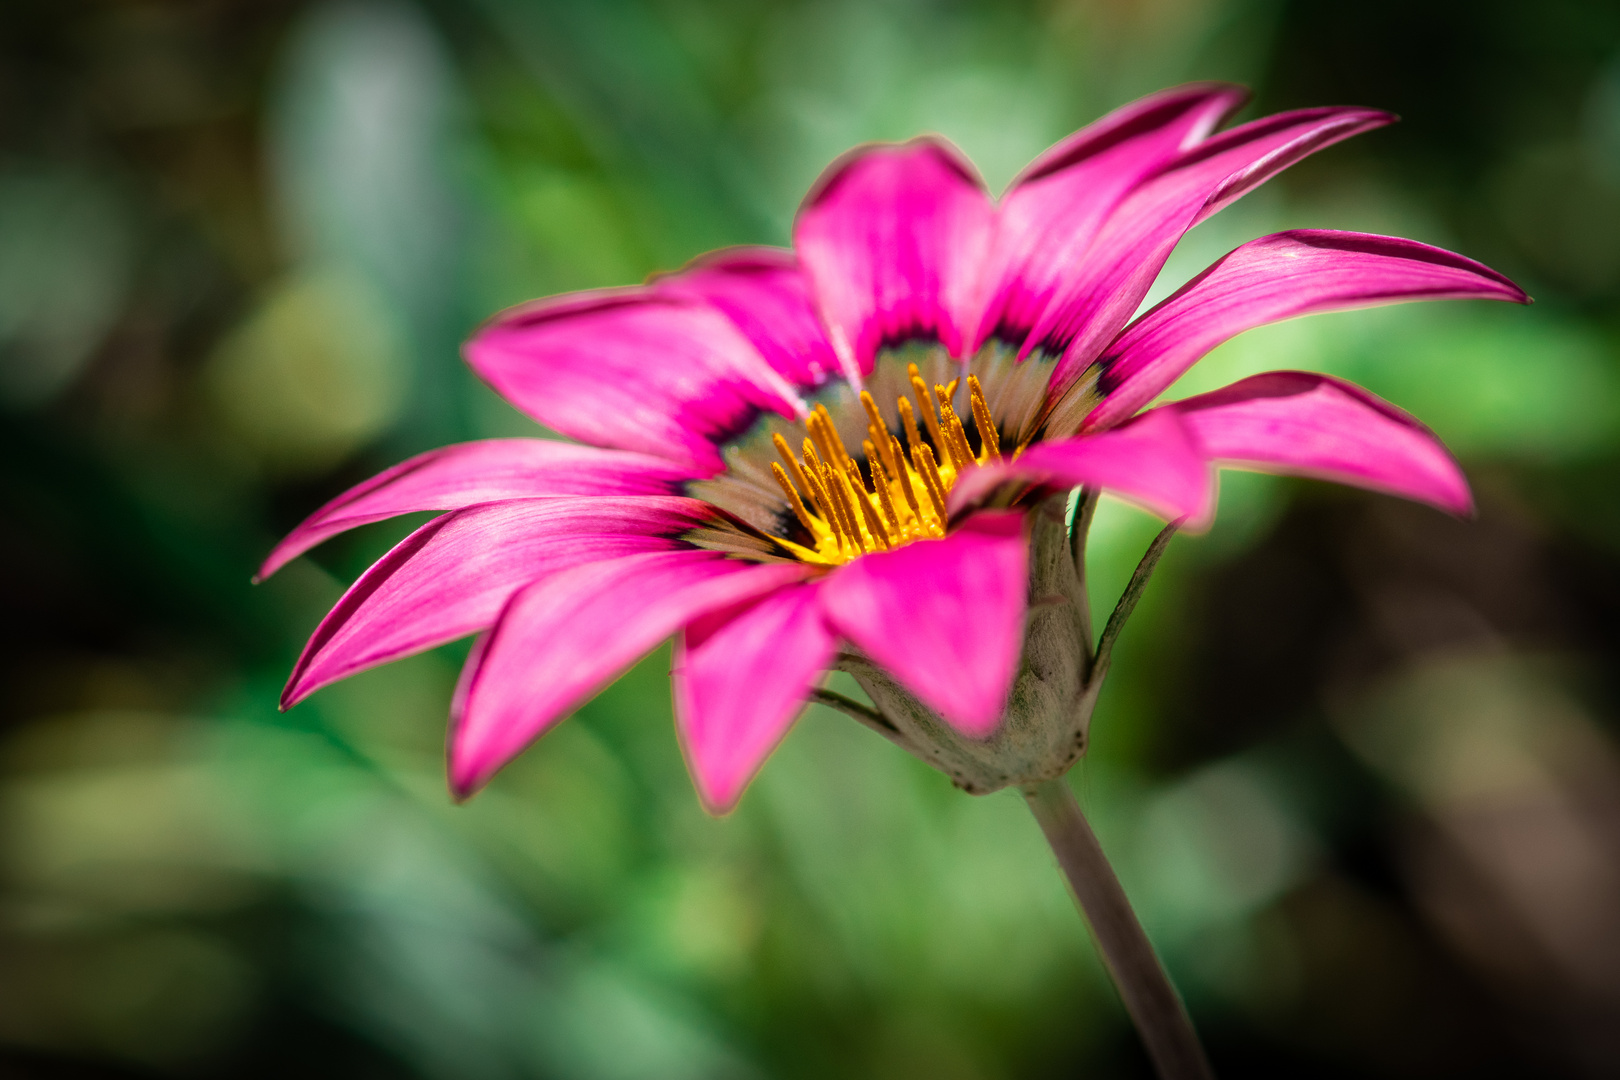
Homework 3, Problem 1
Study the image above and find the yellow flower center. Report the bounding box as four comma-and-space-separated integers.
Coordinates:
767, 364, 1003, 566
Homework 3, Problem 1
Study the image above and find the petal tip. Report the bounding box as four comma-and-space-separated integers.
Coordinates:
256, 546, 298, 583
917, 672, 1011, 739
681, 747, 752, 818
943, 707, 1007, 740
1447, 486, 1478, 520
447, 747, 494, 802
695, 786, 742, 818
280, 657, 326, 711
797, 134, 987, 215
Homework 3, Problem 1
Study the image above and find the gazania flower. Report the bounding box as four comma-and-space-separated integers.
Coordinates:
262, 83, 1525, 815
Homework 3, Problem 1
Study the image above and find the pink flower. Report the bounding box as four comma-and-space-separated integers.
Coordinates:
261, 84, 1526, 813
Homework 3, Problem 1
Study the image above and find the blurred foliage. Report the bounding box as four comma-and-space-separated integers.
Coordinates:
4, 0, 1620, 1077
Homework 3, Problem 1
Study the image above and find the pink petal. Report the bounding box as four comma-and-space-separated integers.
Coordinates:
465, 291, 808, 473
258, 439, 699, 580
282, 496, 716, 708
820, 512, 1027, 737
652, 246, 843, 389
950, 407, 1214, 527
672, 582, 834, 814
793, 138, 995, 375
450, 551, 814, 797
1035, 107, 1395, 422
1165, 371, 1473, 515
973, 83, 1248, 351
1082, 230, 1530, 431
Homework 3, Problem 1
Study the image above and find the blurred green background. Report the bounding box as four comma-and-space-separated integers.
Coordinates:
5, 0, 1620, 1076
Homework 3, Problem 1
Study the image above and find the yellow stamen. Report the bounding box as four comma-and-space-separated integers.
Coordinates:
933, 383, 976, 471
898, 396, 923, 456
867, 450, 903, 536
967, 374, 1001, 462
845, 459, 890, 549
868, 422, 899, 479
948, 418, 974, 472
890, 435, 921, 518
859, 391, 887, 442
774, 432, 827, 521
861, 437, 889, 500
825, 464, 868, 553
806, 411, 838, 473
912, 442, 949, 524
799, 449, 844, 546
908, 363, 946, 451
814, 459, 852, 546
813, 404, 854, 469
761, 533, 835, 566
771, 462, 818, 533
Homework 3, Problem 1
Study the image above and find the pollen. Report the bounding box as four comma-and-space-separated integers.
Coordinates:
768, 363, 1005, 566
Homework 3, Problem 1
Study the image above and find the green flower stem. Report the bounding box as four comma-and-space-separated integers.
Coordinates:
1070, 487, 1102, 657
1024, 777, 1214, 1080
809, 686, 906, 743
1088, 518, 1179, 689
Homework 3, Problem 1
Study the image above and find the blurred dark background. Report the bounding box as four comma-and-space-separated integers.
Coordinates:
5, 0, 1620, 1077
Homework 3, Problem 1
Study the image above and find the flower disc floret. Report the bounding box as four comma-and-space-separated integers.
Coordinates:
739, 365, 1007, 565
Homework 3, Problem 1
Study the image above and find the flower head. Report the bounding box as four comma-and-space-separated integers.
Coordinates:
262, 84, 1526, 813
